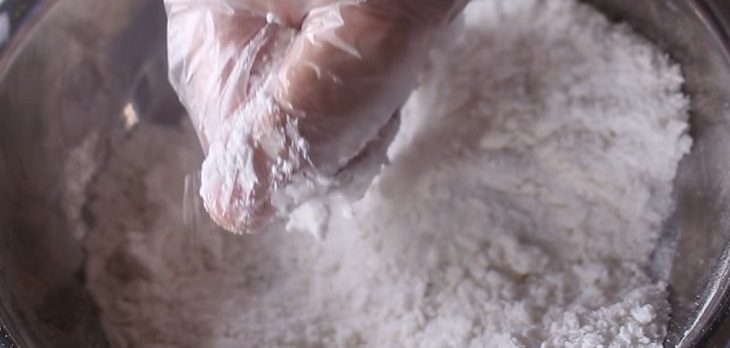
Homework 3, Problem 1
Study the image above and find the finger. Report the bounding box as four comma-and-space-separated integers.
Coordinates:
166, 0, 300, 232
268, 0, 465, 174
166, 0, 295, 150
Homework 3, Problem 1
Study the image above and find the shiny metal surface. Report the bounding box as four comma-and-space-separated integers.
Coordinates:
0, 0, 728, 347
578, 2, 730, 346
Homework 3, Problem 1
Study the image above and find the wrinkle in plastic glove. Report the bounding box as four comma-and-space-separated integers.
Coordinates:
166, 0, 466, 233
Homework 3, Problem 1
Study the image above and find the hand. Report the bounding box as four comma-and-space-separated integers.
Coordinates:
165, 0, 465, 233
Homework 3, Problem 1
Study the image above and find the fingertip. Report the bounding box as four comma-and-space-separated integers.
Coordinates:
198, 100, 305, 234
200, 163, 276, 234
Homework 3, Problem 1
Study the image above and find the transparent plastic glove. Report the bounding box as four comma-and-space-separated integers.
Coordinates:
166, 0, 466, 233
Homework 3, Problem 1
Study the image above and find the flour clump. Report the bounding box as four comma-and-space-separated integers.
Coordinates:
84, 0, 692, 347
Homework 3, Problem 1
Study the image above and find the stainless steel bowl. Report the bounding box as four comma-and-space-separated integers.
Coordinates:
0, 0, 728, 347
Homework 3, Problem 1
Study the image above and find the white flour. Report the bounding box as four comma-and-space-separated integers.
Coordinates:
84, 0, 692, 347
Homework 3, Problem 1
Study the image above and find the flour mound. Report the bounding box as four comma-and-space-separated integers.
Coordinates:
85, 0, 691, 347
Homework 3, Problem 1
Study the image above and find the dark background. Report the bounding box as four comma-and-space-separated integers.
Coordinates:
0, 327, 16, 348
0, 0, 39, 50
0, 0, 43, 346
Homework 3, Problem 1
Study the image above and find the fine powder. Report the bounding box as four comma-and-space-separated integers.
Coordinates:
84, 0, 692, 347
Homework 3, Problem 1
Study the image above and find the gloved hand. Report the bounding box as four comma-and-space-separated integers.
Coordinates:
165, 0, 466, 233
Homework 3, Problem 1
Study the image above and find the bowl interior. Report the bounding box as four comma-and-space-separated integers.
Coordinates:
0, 0, 729, 347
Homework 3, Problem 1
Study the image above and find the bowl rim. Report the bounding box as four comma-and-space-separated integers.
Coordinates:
0, 0, 729, 347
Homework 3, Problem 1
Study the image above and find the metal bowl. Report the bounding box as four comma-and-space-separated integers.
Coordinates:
0, 0, 728, 347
